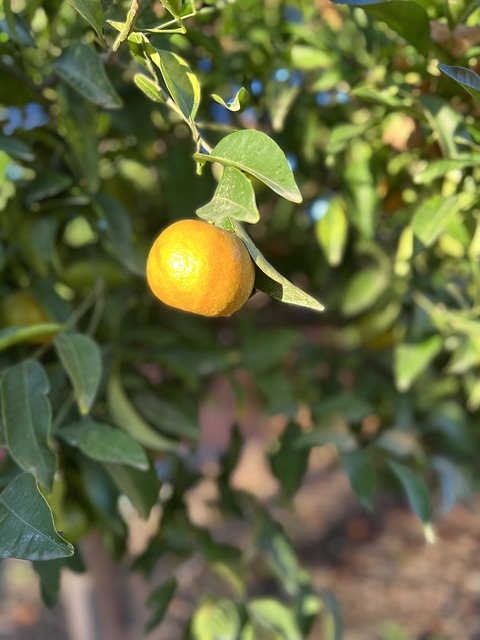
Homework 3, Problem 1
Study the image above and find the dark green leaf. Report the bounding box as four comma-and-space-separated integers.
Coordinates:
0, 474, 74, 560
341, 449, 375, 510
24, 170, 73, 207
133, 391, 200, 440
145, 577, 177, 634
67, 0, 104, 39
439, 64, 480, 103
242, 328, 299, 375
319, 589, 344, 640
54, 42, 122, 109
196, 167, 260, 224
60, 418, 149, 470
1, 360, 56, 491
231, 220, 324, 312
0, 136, 35, 162
105, 461, 160, 519
54, 332, 102, 415
269, 422, 309, 497
195, 130, 302, 203
33, 558, 64, 608
387, 460, 432, 524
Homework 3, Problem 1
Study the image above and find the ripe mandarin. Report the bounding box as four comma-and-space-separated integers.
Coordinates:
146, 219, 255, 317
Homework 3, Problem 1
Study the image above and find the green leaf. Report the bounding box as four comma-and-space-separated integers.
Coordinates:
439, 64, 480, 103
194, 130, 302, 203
247, 599, 302, 639
159, 0, 183, 18
413, 158, 480, 185
231, 220, 324, 312
105, 461, 160, 519
93, 192, 145, 276
0, 136, 35, 162
211, 87, 249, 112
60, 418, 149, 470
242, 328, 299, 375
145, 577, 177, 634
196, 167, 260, 224
132, 391, 200, 441
319, 589, 344, 640
33, 558, 64, 608
387, 460, 432, 524
24, 170, 73, 206
341, 449, 375, 510
315, 196, 348, 266
53, 42, 122, 109
0, 325, 65, 352
54, 332, 102, 415
134, 73, 165, 103
192, 598, 242, 640
107, 370, 178, 452
341, 268, 389, 317
0, 474, 74, 560
332, 1, 431, 56
412, 195, 461, 247
152, 49, 200, 122
394, 336, 443, 392
269, 422, 309, 497
67, 0, 104, 39
1, 360, 56, 491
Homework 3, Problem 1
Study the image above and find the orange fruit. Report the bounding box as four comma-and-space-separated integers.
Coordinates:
146, 219, 255, 317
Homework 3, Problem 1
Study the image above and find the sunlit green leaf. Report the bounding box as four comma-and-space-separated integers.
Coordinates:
341, 268, 389, 317
315, 197, 349, 266
192, 598, 241, 640
67, 0, 104, 39
211, 87, 249, 112
197, 167, 260, 224
195, 130, 302, 203
439, 64, 480, 103
152, 49, 200, 122
394, 335, 443, 392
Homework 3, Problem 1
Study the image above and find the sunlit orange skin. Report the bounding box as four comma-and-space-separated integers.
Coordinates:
146, 220, 255, 317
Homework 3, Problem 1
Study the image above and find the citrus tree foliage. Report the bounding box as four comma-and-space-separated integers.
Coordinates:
1, 0, 480, 636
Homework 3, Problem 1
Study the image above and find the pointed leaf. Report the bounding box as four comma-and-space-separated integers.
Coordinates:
194, 130, 302, 203
315, 196, 348, 266
0, 325, 65, 352
159, 0, 183, 18
54, 42, 122, 109
394, 336, 443, 392
211, 87, 249, 112
196, 167, 260, 224
153, 49, 200, 122
412, 195, 461, 247
107, 371, 178, 452
439, 64, 480, 103
231, 219, 324, 312
134, 74, 165, 103
54, 332, 102, 415
0, 474, 74, 560
1, 360, 56, 491
192, 599, 242, 640
341, 268, 389, 316
33, 558, 64, 608
247, 599, 301, 639
387, 460, 432, 524
60, 418, 149, 470
0, 136, 35, 162
67, 0, 104, 39
105, 461, 160, 519
145, 578, 178, 634
332, 1, 432, 56
341, 449, 375, 510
